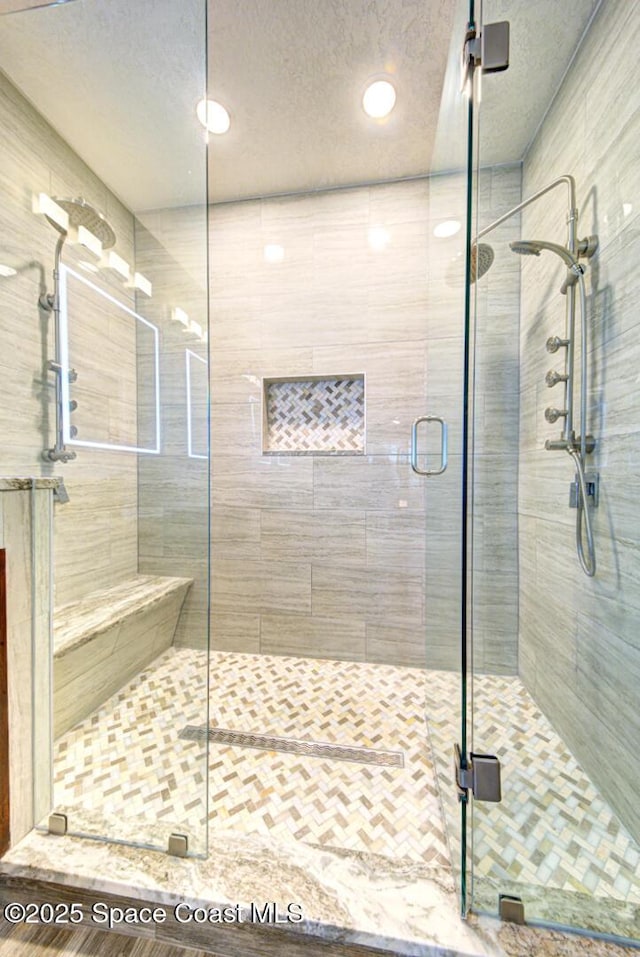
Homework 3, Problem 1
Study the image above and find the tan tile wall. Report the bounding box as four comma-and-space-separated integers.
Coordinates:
0, 65, 521, 674
134, 216, 209, 649
0, 71, 138, 607
0, 487, 52, 845
516, 0, 640, 842
209, 174, 522, 669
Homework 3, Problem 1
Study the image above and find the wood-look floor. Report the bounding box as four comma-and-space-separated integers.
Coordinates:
0, 921, 221, 956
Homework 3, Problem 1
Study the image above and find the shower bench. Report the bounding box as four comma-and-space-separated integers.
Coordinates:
53, 575, 192, 738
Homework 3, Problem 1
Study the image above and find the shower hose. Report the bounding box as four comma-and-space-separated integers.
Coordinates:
568, 448, 596, 577
567, 269, 596, 577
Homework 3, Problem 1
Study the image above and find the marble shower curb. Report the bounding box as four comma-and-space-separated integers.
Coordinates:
1, 830, 639, 957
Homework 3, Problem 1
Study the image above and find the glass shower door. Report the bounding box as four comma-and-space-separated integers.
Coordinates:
411, 0, 478, 918
467, 0, 640, 941
0, 0, 210, 857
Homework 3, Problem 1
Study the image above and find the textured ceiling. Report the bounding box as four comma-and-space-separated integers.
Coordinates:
475, 0, 599, 168
207, 0, 454, 203
0, 0, 599, 210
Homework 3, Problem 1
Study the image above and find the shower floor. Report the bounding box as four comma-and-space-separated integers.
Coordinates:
52, 648, 640, 919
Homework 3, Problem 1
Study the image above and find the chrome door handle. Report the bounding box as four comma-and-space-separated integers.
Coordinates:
410, 415, 448, 476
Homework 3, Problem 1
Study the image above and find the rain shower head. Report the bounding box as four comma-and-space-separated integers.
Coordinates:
509, 239, 578, 269
45, 197, 116, 249
444, 241, 495, 287
470, 242, 494, 282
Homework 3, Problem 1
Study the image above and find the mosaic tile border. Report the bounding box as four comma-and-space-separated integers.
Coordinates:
179, 725, 405, 767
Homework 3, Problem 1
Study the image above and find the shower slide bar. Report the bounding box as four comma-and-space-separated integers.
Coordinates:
39, 198, 116, 464
477, 174, 597, 576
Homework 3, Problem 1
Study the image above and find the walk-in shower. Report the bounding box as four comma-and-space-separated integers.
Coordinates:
0, 0, 638, 951
39, 197, 117, 464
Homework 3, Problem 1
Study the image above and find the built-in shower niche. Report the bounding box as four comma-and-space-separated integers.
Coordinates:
263, 374, 365, 455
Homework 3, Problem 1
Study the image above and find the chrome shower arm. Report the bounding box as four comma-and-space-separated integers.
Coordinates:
477, 174, 577, 251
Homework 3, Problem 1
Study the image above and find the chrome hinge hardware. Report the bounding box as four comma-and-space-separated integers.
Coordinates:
454, 743, 502, 802
461, 20, 510, 90
167, 833, 189, 858
48, 812, 68, 835
499, 894, 525, 924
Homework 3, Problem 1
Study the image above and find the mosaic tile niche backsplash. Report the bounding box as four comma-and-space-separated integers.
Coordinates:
264, 376, 365, 455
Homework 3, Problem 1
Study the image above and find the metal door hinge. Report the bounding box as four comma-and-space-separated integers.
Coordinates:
454, 743, 502, 802
48, 812, 68, 836
499, 894, 525, 924
462, 20, 510, 89
167, 833, 189, 858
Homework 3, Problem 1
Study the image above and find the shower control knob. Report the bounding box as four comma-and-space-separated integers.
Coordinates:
70, 426, 78, 438
545, 369, 569, 387
545, 407, 567, 424
546, 336, 570, 354
69, 399, 78, 412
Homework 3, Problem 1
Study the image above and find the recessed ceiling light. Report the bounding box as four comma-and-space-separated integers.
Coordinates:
368, 226, 390, 251
362, 79, 396, 119
196, 98, 231, 135
434, 219, 462, 238
264, 244, 285, 264
0, 264, 17, 277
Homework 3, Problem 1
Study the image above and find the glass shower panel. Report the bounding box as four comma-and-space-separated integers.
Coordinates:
418, 0, 479, 916
0, 0, 210, 856
204, 0, 473, 896
470, 0, 640, 940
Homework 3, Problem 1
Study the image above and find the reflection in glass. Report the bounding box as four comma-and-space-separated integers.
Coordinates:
186, 348, 208, 460
59, 265, 160, 454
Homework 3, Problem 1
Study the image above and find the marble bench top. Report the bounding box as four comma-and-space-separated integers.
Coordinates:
0, 476, 61, 491
54, 575, 193, 658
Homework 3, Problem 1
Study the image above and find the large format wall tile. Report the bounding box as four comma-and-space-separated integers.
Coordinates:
365, 510, 426, 573
210, 612, 260, 653
211, 558, 311, 617
261, 614, 366, 660
260, 508, 366, 566
0, 71, 139, 608
1, 488, 53, 846
211, 507, 261, 561
212, 454, 314, 510
208, 175, 521, 668
312, 565, 424, 626
518, 0, 640, 843
313, 455, 425, 511
365, 622, 427, 668
133, 223, 209, 653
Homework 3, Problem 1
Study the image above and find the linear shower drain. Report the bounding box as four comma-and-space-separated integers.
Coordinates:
179, 725, 404, 768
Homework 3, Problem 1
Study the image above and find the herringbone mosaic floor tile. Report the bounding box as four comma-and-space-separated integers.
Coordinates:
425, 671, 640, 903
53, 650, 640, 907
54, 648, 448, 868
